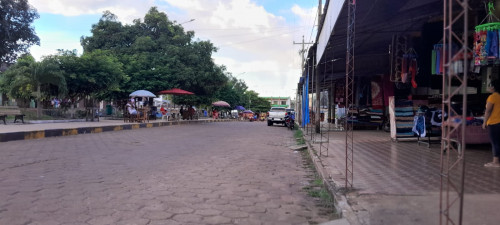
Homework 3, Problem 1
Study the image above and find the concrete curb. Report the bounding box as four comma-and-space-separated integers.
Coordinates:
302, 128, 360, 225
0, 119, 230, 143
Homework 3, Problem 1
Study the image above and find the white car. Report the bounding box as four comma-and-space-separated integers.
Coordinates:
267, 107, 287, 126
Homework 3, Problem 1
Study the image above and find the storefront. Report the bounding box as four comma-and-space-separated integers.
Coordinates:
298, 0, 492, 134
297, 0, 495, 223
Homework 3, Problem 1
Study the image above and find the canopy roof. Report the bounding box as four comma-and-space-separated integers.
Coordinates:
300, 0, 484, 91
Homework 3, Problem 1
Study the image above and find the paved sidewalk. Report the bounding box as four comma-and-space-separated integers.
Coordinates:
305, 129, 500, 225
0, 121, 337, 225
0, 118, 224, 142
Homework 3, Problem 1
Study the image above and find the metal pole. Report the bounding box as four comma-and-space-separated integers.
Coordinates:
440, 0, 468, 224
345, 0, 356, 189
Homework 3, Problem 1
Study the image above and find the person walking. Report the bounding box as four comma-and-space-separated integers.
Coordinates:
483, 79, 500, 168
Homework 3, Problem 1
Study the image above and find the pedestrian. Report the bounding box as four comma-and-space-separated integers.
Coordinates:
212, 108, 218, 119
180, 106, 185, 120
188, 106, 195, 120
483, 79, 500, 168
160, 106, 167, 115
126, 101, 138, 116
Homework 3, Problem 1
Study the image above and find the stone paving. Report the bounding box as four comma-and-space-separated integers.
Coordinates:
0, 122, 336, 225
310, 130, 500, 194
306, 129, 500, 225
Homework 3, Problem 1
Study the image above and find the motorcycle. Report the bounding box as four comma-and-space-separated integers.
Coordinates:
284, 112, 295, 130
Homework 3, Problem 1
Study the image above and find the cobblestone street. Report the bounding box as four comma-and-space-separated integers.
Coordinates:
0, 122, 335, 225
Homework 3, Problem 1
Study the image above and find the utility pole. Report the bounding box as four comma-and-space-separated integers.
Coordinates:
318, 0, 322, 19
293, 36, 314, 69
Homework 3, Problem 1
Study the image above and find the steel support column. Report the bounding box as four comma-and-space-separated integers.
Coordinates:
311, 55, 316, 139
344, 0, 356, 189
440, 0, 468, 224
319, 60, 331, 157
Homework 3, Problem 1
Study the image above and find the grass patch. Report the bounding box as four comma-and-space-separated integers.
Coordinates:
300, 146, 336, 210
313, 177, 323, 186
294, 129, 305, 145
308, 189, 321, 197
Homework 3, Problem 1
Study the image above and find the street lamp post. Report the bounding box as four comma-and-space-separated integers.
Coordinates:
180, 19, 195, 25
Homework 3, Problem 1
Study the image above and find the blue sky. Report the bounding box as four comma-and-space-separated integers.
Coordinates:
28, 0, 319, 98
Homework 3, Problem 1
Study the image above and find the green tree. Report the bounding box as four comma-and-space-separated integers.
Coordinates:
0, 54, 66, 117
0, 0, 40, 64
244, 90, 271, 113
55, 49, 128, 103
215, 74, 248, 107
80, 7, 227, 105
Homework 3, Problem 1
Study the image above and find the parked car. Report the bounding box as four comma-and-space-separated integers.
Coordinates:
267, 107, 287, 126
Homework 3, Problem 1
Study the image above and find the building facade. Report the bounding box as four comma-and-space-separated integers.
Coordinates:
262, 97, 290, 108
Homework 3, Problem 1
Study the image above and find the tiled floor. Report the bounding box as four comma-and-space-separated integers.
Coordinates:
307, 130, 500, 195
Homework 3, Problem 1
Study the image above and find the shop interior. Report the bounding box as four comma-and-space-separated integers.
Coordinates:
299, 1, 497, 145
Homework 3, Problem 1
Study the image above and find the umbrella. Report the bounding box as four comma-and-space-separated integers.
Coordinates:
157, 88, 194, 95
212, 101, 230, 107
235, 106, 245, 111
130, 90, 156, 98
242, 110, 253, 113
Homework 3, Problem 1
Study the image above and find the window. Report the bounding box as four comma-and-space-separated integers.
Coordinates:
281, 101, 287, 105
273, 101, 278, 105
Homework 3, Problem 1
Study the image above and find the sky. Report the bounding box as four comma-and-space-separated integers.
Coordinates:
28, 0, 319, 99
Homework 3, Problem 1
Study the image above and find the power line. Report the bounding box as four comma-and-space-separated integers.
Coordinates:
194, 25, 310, 31
294, 35, 314, 68
216, 29, 306, 48
308, 10, 318, 44
204, 26, 309, 39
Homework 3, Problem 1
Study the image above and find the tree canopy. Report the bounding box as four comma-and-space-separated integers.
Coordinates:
244, 90, 271, 113
214, 74, 248, 107
54, 49, 128, 102
0, 54, 66, 116
0, 0, 40, 64
81, 7, 228, 105
0, 6, 274, 114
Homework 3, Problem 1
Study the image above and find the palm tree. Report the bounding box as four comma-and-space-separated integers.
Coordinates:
1, 54, 66, 118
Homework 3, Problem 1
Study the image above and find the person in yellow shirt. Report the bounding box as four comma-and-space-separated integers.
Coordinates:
483, 79, 500, 167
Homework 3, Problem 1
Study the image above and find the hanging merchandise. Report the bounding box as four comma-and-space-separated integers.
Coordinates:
409, 55, 418, 88
400, 49, 418, 88
474, 25, 500, 65
474, 2, 500, 66
431, 44, 443, 75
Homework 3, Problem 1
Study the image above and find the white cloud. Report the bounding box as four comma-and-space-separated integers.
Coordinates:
29, 0, 155, 23
169, 0, 316, 97
161, 0, 204, 11
28, 0, 317, 98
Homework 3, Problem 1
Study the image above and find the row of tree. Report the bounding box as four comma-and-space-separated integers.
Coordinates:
0, 3, 271, 117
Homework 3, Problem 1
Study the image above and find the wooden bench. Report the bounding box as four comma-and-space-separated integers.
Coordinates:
0, 106, 25, 125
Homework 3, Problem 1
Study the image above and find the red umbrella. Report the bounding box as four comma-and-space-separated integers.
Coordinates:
157, 88, 194, 95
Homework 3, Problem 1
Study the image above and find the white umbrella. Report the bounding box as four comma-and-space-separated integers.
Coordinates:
130, 90, 156, 98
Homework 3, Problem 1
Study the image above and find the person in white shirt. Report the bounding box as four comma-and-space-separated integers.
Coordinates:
126, 101, 138, 115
